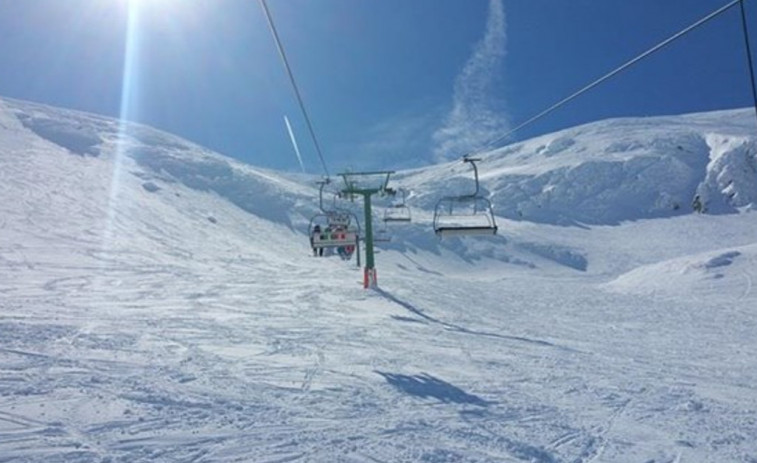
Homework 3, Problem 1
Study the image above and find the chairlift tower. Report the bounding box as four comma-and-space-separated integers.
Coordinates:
338, 171, 394, 288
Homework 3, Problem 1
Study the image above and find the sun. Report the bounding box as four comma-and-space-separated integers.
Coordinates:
114, 0, 185, 14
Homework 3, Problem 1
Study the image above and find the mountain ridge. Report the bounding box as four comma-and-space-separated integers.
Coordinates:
4, 96, 756, 230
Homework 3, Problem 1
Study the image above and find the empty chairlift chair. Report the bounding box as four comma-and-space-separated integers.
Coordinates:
373, 218, 392, 243
383, 188, 412, 224
373, 188, 411, 243
432, 157, 498, 237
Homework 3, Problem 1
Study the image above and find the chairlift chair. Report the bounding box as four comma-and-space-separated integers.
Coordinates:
327, 209, 352, 228
432, 197, 498, 237
309, 216, 359, 248
383, 188, 412, 223
373, 228, 392, 243
373, 214, 392, 243
432, 156, 498, 238
308, 213, 359, 261
308, 179, 360, 258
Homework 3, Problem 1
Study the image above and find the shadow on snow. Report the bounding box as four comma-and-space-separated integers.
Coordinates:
374, 288, 575, 351
375, 371, 490, 407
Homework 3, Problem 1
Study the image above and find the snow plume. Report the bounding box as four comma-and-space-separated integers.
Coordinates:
433, 0, 509, 161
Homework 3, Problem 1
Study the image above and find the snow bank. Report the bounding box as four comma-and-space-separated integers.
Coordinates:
694, 133, 757, 214
605, 244, 757, 302
1, 98, 319, 230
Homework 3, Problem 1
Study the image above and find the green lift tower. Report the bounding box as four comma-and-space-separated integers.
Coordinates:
338, 171, 395, 288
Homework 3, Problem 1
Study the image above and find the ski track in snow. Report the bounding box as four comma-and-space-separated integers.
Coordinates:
4, 245, 756, 462
2, 98, 757, 461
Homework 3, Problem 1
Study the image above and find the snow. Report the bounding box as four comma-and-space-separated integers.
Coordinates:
606, 244, 757, 303
401, 110, 757, 226
2, 96, 757, 462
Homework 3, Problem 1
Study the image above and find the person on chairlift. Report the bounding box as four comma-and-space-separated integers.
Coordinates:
311, 224, 324, 257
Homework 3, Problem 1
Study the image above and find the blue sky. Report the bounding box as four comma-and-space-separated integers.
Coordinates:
0, 0, 754, 174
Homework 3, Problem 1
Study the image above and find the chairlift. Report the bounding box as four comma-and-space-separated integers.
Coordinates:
373, 213, 392, 243
432, 156, 498, 237
308, 180, 360, 260
309, 215, 358, 248
383, 188, 412, 223
328, 194, 353, 228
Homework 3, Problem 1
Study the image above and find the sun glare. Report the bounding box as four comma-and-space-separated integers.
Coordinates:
113, 0, 185, 15
102, 0, 148, 248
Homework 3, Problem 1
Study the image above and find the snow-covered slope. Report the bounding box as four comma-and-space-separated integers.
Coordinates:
2, 97, 757, 462
606, 243, 757, 302
400, 110, 757, 225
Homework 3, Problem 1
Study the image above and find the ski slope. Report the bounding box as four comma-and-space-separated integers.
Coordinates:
1, 97, 757, 462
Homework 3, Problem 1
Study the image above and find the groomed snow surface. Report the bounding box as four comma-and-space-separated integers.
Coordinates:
1, 97, 757, 462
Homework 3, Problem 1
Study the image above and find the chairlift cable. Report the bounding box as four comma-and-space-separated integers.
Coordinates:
259, 0, 331, 178
739, 0, 757, 125
468, 0, 743, 156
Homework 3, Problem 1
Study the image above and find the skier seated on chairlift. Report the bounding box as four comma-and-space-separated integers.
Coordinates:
326, 223, 352, 260
337, 243, 355, 260
311, 224, 324, 257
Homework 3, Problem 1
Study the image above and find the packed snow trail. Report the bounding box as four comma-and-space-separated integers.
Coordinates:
3, 234, 757, 462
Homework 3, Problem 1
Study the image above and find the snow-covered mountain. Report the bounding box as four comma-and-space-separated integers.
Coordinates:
2, 96, 757, 462
401, 109, 757, 225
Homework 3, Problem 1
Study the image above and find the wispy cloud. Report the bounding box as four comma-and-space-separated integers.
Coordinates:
433, 0, 508, 161
333, 106, 443, 171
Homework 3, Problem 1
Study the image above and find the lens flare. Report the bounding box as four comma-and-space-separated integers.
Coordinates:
103, 0, 143, 246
